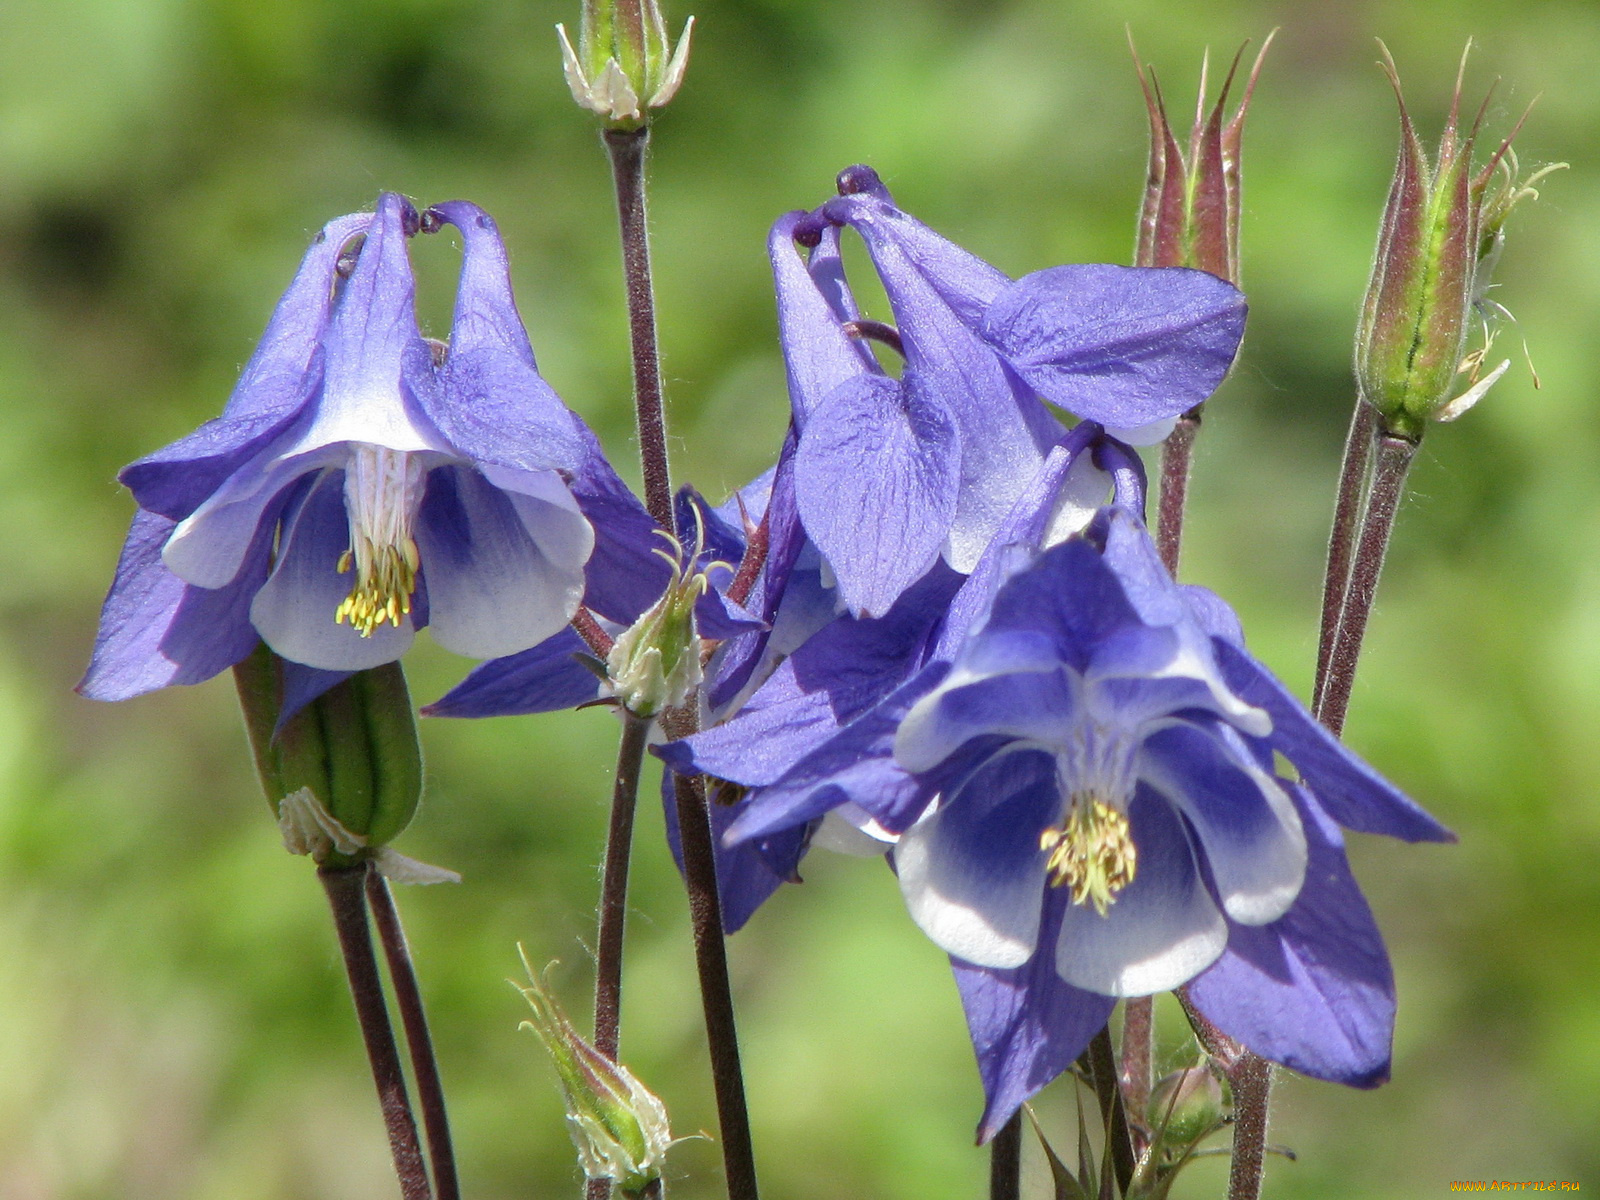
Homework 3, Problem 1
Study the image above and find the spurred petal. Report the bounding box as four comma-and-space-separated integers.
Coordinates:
123, 209, 375, 520
286, 194, 449, 458
769, 212, 879, 429
982, 264, 1246, 427
426, 201, 591, 473
250, 469, 417, 670
1053, 786, 1227, 996
794, 371, 960, 617
416, 465, 588, 659
894, 749, 1058, 968
1139, 722, 1306, 925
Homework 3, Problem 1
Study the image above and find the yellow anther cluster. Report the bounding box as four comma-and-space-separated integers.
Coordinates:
1040, 797, 1138, 917
335, 536, 420, 637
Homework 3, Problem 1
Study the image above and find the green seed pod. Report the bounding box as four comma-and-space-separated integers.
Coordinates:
232, 644, 423, 864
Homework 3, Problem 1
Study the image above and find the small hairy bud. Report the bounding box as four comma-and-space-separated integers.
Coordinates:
514, 950, 672, 1197
1355, 43, 1559, 439
557, 0, 694, 126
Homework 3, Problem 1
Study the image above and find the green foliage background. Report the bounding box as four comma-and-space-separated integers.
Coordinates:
2, 0, 1595, 1195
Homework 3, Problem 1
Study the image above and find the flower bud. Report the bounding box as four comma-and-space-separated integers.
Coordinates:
557, 0, 694, 126
515, 951, 672, 1197
605, 533, 708, 718
1131, 33, 1274, 284
1355, 44, 1554, 439
1147, 1064, 1226, 1147
233, 645, 424, 862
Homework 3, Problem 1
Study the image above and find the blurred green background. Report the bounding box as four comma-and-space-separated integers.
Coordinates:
2, 0, 1595, 1195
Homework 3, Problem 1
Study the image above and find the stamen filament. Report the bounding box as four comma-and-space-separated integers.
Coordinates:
335, 446, 426, 637
1040, 796, 1137, 916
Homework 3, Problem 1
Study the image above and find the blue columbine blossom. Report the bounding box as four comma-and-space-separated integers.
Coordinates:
657, 427, 1139, 929
81, 193, 656, 698
683, 490, 1452, 1137
773, 164, 1247, 618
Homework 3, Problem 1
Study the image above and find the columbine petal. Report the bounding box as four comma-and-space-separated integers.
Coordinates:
415, 465, 587, 660
120, 211, 371, 520
423, 628, 600, 718
1053, 786, 1228, 996
794, 371, 960, 617
1139, 722, 1307, 925
982, 264, 1246, 427
425, 202, 591, 473
953, 899, 1117, 1144
770, 213, 879, 428
162, 446, 334, 588
1212, 638, 1455, 843
1185, 790, 1396, 1087
250, 469, 416, 670
894, 748, 1058, 968
895, 670, 1080, 775
77, 510, 268, 700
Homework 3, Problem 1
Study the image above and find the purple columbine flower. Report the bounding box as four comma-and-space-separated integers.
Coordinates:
81, 193, 651, 698
771, 165, 1247, 618
695, 492, 1451, 1138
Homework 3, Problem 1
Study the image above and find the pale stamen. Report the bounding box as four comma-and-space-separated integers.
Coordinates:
335, 445, 426, 637
1040, 794, 1138, 916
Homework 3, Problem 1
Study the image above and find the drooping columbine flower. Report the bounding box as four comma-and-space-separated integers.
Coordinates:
710, 501, 1451, 1138
81, 193, 651, 698
657, 425, 1143, 931
774, 165, 1247, 617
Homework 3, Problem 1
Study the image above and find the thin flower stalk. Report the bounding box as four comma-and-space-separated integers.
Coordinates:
594, 711, 654, 1061
1226, 1054, 1274, 1200
667, 758, 762, 1200
987, 1112, 1021, 1200
366, 870, 460, 1200
1315, 434, 1418, 737
605, 125, 674, 531
598, 83, 759, 1200
1314, 402, 1379, 711
321, 864, 432, 1200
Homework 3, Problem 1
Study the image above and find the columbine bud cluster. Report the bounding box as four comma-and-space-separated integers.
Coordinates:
1355, 45, 1560, 439
558, 0, 694, 126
